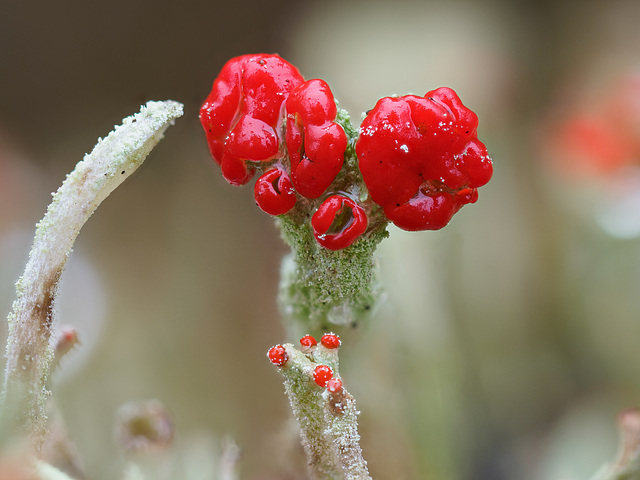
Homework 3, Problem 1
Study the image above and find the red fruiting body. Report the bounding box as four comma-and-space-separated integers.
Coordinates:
286, 79, 348, 199
254, 167, 297, 215
326, 377, 343, 394
313, 365, 333, 387
356, 87, 493, 231
267, 345, 288, 366
311, 195, 368, 250
320, 333, 341, 349
201, 56, 493, 245
300, 334, 318, 348
200, 54, 304, 185
61, 328, 78, 343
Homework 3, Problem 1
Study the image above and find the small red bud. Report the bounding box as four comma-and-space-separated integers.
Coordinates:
285, 79, 347, 199
326, 377, 343, 394
51, 327, 80, 371
320, 332, 341, 349
254, 167, 297, 215
268, 345, 288, 366
313, 365, 333, 387
300, 334, 318, 348
311, 195, 368, 250
199, 54, 304, 186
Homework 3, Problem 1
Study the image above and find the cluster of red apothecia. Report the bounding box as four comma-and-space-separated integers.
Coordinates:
268, 333, 343, 394
200, 54, 493, 250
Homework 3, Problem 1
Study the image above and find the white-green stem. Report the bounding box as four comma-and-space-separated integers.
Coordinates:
274, 106, 389, 338
2, 100, 183, 448
273, 344, 371, 480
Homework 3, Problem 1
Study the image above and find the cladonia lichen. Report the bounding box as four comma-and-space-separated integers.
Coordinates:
277, 220, 387, 336
276, 106, 389, 337
2, 100, 183, 448
274, 344, 371, 480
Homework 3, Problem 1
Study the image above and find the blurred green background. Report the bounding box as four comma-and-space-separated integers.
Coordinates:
2, 0, 640, 478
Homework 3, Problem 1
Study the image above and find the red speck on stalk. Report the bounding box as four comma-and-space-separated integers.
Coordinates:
268, 345, 288, 366
313, 365, 333, 387
326, 377, 343, 394
320, 333, 341, 349
300, 335, 318, 348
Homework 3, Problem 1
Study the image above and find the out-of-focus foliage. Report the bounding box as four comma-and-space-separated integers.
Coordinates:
2, 0, 640, 479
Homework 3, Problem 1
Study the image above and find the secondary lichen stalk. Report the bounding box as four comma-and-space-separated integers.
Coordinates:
271, 343, 371, 480
2, 100, 183, 447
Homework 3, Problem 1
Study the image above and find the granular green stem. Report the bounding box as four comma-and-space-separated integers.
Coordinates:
275, 344, 371, 480
276, 106, 388, 337
277, 218, 387, 337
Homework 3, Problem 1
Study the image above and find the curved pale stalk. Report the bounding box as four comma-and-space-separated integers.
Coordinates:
593, 409, 640, 480
3, 100, 183, 447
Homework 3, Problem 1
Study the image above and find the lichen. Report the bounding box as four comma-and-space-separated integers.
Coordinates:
273, 343, 371, 480
277, 218, 387, 337
276, 106, 389, 337
2, 100, 183, 448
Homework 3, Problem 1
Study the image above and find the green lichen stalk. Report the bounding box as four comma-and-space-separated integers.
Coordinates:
277, 221, 386, 336
272, 342, 371, 480
2, 100, 183, 448
271, 107, 384, 478
277, 107, 389, 337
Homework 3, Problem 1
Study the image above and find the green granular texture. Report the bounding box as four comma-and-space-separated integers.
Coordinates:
277, 216, 387, 336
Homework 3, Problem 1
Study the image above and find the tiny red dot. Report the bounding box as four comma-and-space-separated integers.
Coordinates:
63, 331, 76, 341
268, 345, 288, 366
321, 333, 341, 349
313, 365, 333, 387
300, 335, 317, 348
327, 377, 343, 394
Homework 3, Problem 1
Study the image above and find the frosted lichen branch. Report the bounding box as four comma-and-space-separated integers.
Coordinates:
592, 408, 640, 480
2, 100, 184, 447
269, 339, 371, 480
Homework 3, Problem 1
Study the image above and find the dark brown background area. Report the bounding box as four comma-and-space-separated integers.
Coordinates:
0, 0, 295, 147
